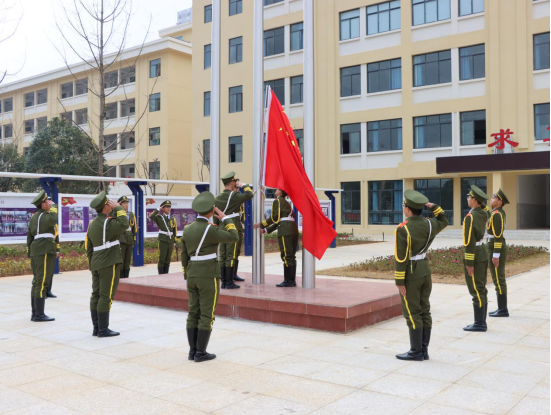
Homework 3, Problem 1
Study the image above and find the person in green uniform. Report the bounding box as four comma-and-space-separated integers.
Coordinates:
45, 224, 60, 298
150, 200, 178, 274
182, 192, 239, 362
487, 188, 510, 317
463, 185, 490, 332
394, 190, 449, 361
117, 196, 137, 279
214, 171, 254, 289
253, 189, 299, 287
27, 190, 59, 322
86, 192, 129, 337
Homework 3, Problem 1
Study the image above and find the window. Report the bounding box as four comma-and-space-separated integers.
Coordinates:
0, 100, 2, 113
121, 67, 136, 84
461, 177, 486, 218
61, 112, 72, 123
264, 27, 284, 57
104, 134, 117, 151
534, 33, 550, 71
37, 89, 47, 105
265, 188, 277, 199
76, 78, 88, 95
204, 91, 211, 117
229, 0, 242, 15
205, 4, 212, 23
204, 44, 211, 69
294, 129, 304, 156
367, 119, 402, 152
203, 139, 210, 166
535, 103, 550, 140
412, 0, 450, 26
150, 59, 161, 78
149, 93, 161, 112
368, 58, 401, 93
459, 0, 484, 17
414, 113, 452, 148
149, 161, 161, 179
265, 79, 285, 104
106, 166, 117, 177
75, 108, 88, 125
4, 124, 13, 138
460, 44, 485, 80
3, 98, 12, 112
413, 50, 451, 87
25, 119, 35, 134
264, 0, 283, 5
104, 103, 117, 120
368, 180, 403, 225
0, 127, 2, 139
149, 127, 160, 146
341, 182, 361, 225
291, 76, 303, 104
229, 37, 243, 64
229, 136, 242, 163
341, 123, 361, 154
24, 92, 35, 108
104, 71, 119, 89
461, 110, 486, 146
415, 178, 454, 225
340, 9, 360, 41
61, 82, 73, 99
121, 164, 135, 178
120, 99, 135, 117
229, 86, 243, 113
340, 65, 361, 97
121, 131, 135, 150
290, 22, 303, 51
367, 1, 401, 35
24, 147, 29, 156
37, 117, 47, 130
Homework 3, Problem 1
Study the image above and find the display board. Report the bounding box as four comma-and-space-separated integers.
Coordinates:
264, 198, 331, 231
144, 196, 195, 238
0, 193, 38, 244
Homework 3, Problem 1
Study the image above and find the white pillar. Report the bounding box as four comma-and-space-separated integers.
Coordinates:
209, 0, 221, 195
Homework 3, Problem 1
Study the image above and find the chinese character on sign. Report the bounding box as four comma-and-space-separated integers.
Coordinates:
488, 129, 519, 150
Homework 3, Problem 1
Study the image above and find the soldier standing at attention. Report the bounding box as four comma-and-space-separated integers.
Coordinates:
182, 192, 238, 362
394, 190, 449, 361
117, 196, 137, 279
214, 172, 254, 289
487, 189, 510, 317
150, 200, 178, 274
86, 192, 129, 337
27, 190, 59, 322
463, 185, 490, 332
253, 189, 299, 287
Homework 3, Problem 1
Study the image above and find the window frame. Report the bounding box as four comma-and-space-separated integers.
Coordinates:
459, 0, 484, 17
3, 98, 12, 112
4, 124, 13, 138
413, 113, 453, 149
460, 110, 486, 146
121, 67, 136, 84
149, 161, 161, 180
340, 9, 360, 41
37, 88, 48, 105
203, 139, 210, 166
120, 164, 135, 178
104, 70, 119, 89
204, 44, 212, 69
229, 0, 242, 16
534, 32, 550, 71
367, 1, 401, 36
413, 50, 452, 87
340, 123, 362, 155
60, 82, 74, 99
264, 79, 285, 105
340, 65, 362, 97
341, 181, 362, 225
263, 27, 285, 57
204, 91, 211, 117
204, 4, 212, 23
104, 102, 118, 120
229, 135, 243, 163
368, 180, 403, 225
149, 127, 161, 146
75, 108, 88, 125
229, 36, 243, 64
149, 59, 161, 78
412, 0, 451, 26
534, 103, 550, 140
367, 118, 402, 152
36, 117, 47, 131
459, 44, 485, 81
367, 58, 402, 94
290, 75, 304, 104
24, 92, 35, 108
290, 22, 304, 51
75, 78, 88, 96
149, 93, 161, 112
294, 128, 304, 156
229, 85, 243, 113
120, 98, 136, 118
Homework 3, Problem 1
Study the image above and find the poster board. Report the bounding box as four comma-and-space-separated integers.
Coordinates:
0, 193, 39, 244
264, 198, 332, 231
144, 196, 195, 238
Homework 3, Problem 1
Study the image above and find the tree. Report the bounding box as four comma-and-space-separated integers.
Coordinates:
135, 158, 183, 196
0, 0, 23, 85
0, 142, 25, 192
23, 118, 110, 194
196, 143, 210, 182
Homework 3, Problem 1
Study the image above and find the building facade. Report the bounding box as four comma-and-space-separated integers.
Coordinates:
190, 0, 550, 234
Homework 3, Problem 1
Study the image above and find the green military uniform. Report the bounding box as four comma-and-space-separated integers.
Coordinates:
260, 193, 299, 287
487, 189, 510, 317
394, 190, 449, 361
182, 191, 239, 362
45, 224, 60, 298
27, 191, 59, 322
463, 185, 490, 332
213, 171, 254, 289
117, 196, 137, 279
86, 192, 129, 337
150, 200, 178, 274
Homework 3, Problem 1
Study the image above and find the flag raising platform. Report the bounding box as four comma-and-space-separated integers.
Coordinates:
115, 273, 402, 333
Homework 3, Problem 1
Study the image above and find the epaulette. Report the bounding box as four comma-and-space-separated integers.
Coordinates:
493, 211, 498, 215
398, 220, 407, 228
466, 213, 471, 218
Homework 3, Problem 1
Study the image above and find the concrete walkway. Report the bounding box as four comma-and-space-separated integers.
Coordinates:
0, 244, 548, 414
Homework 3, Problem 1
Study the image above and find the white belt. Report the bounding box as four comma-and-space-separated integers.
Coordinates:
34, 233, 55, 239
158, 230, 172, 237
93, 240, 120, 252
410, 253, 426, 261
476, 241, 484, 246
126, 227, 132, 232
225, 212, 240, 219
487, 235, 494, 239
279, 217, 294, 222
189, 253, 217, 262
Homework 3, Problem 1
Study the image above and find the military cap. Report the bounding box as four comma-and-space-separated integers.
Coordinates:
494, 188, 509, 205
31, 190, 50, 208
220, 171, 236, 185
90, 191, 109, 212
468, 185, 488, 204
117, 196, 129, 204
192, 192, 215, 214
160, 200, 172, 208
403, 189, 428, 210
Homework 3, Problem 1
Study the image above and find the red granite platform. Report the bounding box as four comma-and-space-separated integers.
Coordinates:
115, 272, 402, 333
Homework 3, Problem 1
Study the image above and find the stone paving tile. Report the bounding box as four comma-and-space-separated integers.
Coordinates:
321, 390, 421, 414
507, 396, 550, 415
479, 356, 549, 380
457, 368, 539, 396
0, 362, 69, 387
16, 373, 106, 400
213, 394, 316, 415
115, 370, 203, 397
14, 344, 83, 362
364, 373, 450, 401
528, 376, 550, 399
0, 388, 44, 414
168, 360, 249, 382
3, 401, 81, 415
292, 345, 364, 364
409, 402, 487, 415
217, 347, 285, 367
257, 355, 332, 377
306, 364, 388, 389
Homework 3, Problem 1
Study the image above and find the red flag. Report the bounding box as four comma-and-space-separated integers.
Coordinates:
263, 90, 336, 260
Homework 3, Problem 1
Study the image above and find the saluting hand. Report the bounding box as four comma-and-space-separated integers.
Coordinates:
253, 222, 261, 229
107, 200, 120, 208
425, 202, 434, 209
213, 207, 226, 221
259, 229, 266, 234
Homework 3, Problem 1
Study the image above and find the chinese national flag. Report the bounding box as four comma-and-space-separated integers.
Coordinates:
264, 90, 337, 260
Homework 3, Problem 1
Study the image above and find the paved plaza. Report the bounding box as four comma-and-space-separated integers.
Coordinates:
0, 241, 549, 414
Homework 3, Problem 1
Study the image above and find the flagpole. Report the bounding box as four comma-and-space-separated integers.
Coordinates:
302, 0, 316, 289
209, 0, 221, 195
252, 0, 265, 285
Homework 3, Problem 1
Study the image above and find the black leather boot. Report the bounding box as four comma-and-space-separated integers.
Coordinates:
126, 269, 131, 278
91, 309, 99, 336
97, 312, 120, 337
31, 296, 36, 321
463, 305, 487, 332
158, 265, 164, 275
233, 260, 244, 282
120, 269, 125, 279
224, 265, 240, 289
489, 294, 509, 317
46, 278, 56, 298
220, 266, 227, 289
291, 264, 297, 287
422, 327, 431, 360
194, 330, 216, 362
33, 298, 55, 322
187, 327, 199, 361
165, 264, 170, 274
396, 327, 424, 361
276, 266, 293, 287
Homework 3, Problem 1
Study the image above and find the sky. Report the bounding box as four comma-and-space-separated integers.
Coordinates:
0, 0, 193, 84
